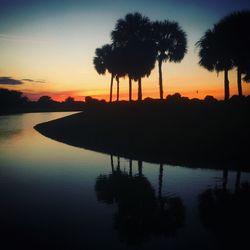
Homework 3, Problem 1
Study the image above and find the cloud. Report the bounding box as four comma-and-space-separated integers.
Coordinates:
22, 79, 46, 83
0, 77, 46, 85
0, 77, 23, 85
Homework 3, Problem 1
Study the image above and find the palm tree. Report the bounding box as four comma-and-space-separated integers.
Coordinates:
127, 40, 157, 101
111, 12, 157, 101
93, 44, 114, 102
111, 12, 152, 47
243, 70, 250, 82
152, 21, 187, 100
215, 11, 250, 96
112, 46, 126, 102
196, 26, 233, 101
93, 44, 125, 102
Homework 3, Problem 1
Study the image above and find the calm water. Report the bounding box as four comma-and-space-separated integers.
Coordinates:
0, 112, 249, 249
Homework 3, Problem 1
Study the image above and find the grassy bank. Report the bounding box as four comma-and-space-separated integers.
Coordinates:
34, 98, 250, 169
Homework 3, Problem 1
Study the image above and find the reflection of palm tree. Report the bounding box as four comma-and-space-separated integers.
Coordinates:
235, 169, 241, 193
138, 160, 143, 176
196, 27, 233, 100
95, 156, 185, 245
158, 163, 163, 199
222, 168, 228, 191
110, 154, 114, 173
217, 167, 241, 193
95, 155, 123, 204
129, 159, 132, 177
152, 21, 187, 99
198, 177, 250, 249
156, 163, 185, 236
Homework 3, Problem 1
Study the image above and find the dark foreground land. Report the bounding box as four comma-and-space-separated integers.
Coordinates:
0, 100, 85, 115
35, 97, 250, 169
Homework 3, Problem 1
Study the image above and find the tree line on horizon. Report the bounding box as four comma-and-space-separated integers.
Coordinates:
0, 88, 86, 115
93, 11, 250, 102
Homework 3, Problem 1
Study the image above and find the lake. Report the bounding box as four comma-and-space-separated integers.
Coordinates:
0, 112, 249, 250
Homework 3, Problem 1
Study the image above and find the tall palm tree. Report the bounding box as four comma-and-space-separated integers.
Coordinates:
111, 12, 152, 47
215, 11, 250, 96
152, 21, 187, 100
93, 44, 114, 102
111, 12, 157, 101
112, 46, 126, 101
243, 70, 250, 83
93, 44, 125, 102
126, 40, 157, 101
196, 26, 233, 101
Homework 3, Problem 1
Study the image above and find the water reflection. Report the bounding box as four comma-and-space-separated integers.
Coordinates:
95, 155, 185, 245
0, 114, 23, 141
1, 113, 250, 249
199, 167, 250, 249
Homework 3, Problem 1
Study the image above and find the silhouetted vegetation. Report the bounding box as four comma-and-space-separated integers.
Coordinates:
196, 27, 233, 100
94, 12, 187, 102
217, 11, 250, 96
0, 88, 29, 106
95, 157, 185, 245
93, 44, 125, 102
199, 178, 250, 249
196, 10, 250, 100
111, 13, 157, 101
0, 88, 85, 115
93, 11, 250, 102
12, 10, 250, 169
35, 94, 250, 168
152, 20, 187, 99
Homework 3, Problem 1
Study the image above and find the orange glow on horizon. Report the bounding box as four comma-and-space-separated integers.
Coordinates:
3, 65, 250, 102
4, 78, 250, 102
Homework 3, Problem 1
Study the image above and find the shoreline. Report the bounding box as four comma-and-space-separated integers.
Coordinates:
0, 108, 84, 116
34, 100, 250, 170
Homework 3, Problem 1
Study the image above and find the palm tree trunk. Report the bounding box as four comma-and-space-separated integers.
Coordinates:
158, 59, 163, 100
158, 164, 163, 199
116, 76, 119, 101
110, 154, 114, 173
117, 156, 120, 171
138, 160, 142, 176
129, 77, 132, 101
129, 159, 132, 177
223, 168, 228, 191
235, 169, 241, 193
138, 77, 142, 101
224, 69, 230, 101
109, 74, 114, 102
237, 67, 243, 96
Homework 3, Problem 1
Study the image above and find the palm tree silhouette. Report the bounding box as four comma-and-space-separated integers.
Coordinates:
216, 11, 250, 96
196, 26, 233, 101
93, 44, 125, 102
93, 44, 115, 102
111, 12, 157, 101
152, 20, 187, 100
112, 46, 126, 101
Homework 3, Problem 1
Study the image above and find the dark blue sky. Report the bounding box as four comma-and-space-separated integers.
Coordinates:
1, 0, 249, 36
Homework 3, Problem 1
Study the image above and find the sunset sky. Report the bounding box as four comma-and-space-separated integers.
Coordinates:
0, 0, 250, 101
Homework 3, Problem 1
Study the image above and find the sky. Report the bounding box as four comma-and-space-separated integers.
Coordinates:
0, 0, 250, 101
